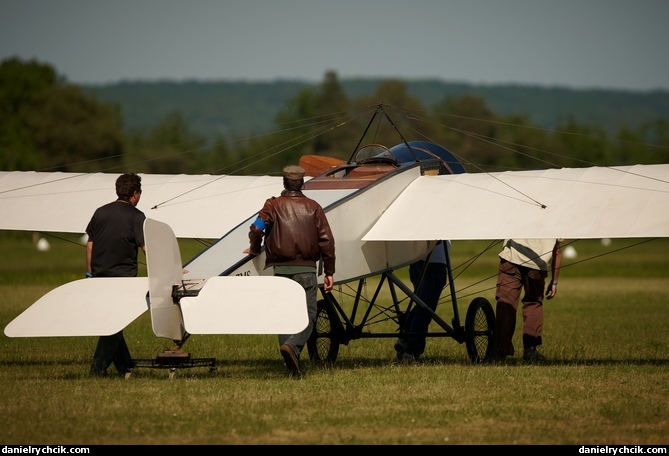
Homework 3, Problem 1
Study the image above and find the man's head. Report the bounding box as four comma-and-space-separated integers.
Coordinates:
282, 165, 305, 191
116, 173, 142, 200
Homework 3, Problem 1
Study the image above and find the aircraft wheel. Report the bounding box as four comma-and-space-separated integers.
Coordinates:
464, 297, 496, 363
307, 299, 341, 365
169, 368, 178, 380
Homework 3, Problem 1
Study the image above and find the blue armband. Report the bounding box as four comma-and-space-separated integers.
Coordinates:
252, 217, 265, 231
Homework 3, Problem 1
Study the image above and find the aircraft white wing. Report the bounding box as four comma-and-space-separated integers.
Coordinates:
3, 164, 668, 244
0, 171, 283, 238
362, 164, 669, 241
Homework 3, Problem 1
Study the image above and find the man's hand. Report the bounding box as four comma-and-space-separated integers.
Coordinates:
545, 282, 558, 299
243, 247, 259, 257
323, 275, 334, 293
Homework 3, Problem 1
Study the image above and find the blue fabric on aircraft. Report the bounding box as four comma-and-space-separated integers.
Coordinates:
388, 141, 466, 175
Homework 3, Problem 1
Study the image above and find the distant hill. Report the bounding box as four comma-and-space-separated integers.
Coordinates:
84, 79, 669, 143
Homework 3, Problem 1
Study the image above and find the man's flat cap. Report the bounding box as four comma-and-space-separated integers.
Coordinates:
283, 165, 305, 180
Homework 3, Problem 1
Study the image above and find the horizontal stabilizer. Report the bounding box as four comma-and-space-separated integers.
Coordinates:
180, 276, 308, 334
4, 278, 149, 337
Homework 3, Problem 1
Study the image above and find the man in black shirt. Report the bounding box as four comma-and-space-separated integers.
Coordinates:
86, 173, 146, 377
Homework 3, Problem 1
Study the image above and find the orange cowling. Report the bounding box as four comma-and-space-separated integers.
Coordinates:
299, 155, 346, 177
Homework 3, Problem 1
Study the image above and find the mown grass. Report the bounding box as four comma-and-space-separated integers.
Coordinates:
1, 233, 668, 445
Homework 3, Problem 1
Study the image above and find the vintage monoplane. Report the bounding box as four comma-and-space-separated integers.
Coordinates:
2, 103, 668, 374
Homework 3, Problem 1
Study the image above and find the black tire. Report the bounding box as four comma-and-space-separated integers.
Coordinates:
307, 299, 341, 365
464, 297, 496, 363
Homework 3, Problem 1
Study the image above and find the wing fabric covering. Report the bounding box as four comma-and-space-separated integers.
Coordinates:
0, 171, 284, 239
3, 164, 668, 242
362, 164, 669, 241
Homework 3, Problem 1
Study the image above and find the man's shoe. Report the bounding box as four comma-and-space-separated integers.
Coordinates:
394, 338, 407, 360
523, 346, 546, 362
280, 344, 300, 375
89, 367, 107, 377
488, 354, 510, 365
400, 353, 418, 364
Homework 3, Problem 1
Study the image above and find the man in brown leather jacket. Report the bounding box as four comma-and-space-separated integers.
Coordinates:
247, 164, 335, 376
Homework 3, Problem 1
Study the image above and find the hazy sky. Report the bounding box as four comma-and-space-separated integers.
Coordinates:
2, 0, 668, 91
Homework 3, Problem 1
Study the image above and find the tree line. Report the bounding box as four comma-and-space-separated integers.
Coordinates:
2, 58, 667, 176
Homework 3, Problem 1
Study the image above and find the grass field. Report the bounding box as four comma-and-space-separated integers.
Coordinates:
1, 232, 668, 445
